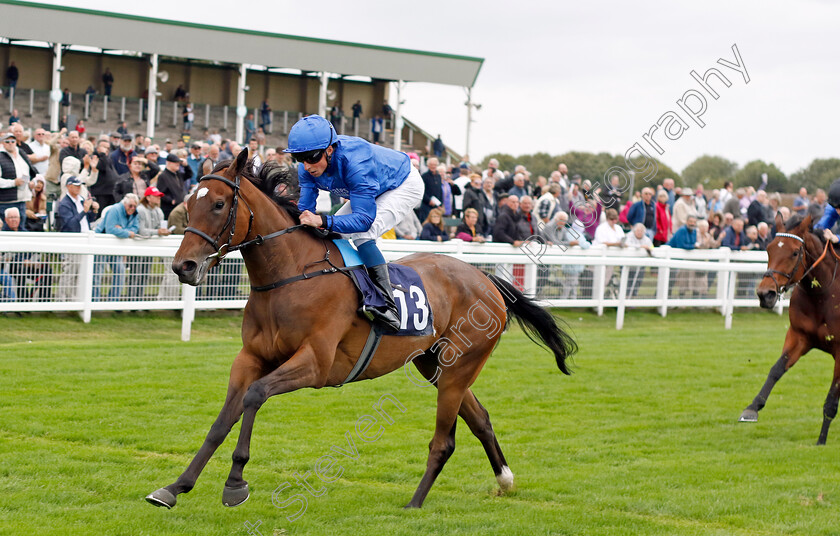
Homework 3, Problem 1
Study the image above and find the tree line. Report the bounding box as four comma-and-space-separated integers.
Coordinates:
479, 152, 840, 194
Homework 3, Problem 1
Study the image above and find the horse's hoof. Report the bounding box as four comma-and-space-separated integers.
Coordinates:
738, 409, 758, 422
145, 488, 177, 509
403, 503, 421, 509
223, 484, 250, 507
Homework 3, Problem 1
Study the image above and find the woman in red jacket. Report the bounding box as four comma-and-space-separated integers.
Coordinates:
654, 189, 671, 246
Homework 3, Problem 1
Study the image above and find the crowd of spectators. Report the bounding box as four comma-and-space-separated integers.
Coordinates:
0, 105, 818, 304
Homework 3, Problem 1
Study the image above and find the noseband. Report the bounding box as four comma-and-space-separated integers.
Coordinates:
184, 173, 304, 260
762, 232, 832, 297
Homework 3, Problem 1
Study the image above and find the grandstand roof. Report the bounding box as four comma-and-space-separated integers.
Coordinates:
0, 0, 484, 86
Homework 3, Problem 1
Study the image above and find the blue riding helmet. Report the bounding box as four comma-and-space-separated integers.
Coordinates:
283, 115, 337, 153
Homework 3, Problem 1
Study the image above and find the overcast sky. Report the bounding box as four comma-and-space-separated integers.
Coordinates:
30, 0, 840, 176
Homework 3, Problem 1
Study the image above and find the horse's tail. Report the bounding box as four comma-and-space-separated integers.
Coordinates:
485, 272, 576, 375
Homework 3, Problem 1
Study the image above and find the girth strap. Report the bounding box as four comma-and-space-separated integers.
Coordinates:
337, 324, 385, 386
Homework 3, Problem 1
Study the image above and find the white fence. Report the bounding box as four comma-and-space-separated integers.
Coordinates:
0, 232, 785, 340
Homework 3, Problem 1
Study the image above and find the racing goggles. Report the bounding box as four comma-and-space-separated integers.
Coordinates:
291, 149, 326, 165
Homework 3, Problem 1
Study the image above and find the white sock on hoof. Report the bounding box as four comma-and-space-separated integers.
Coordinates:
496, 466, 514, 492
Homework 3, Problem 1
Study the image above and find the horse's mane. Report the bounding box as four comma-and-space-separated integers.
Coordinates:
784, 214, 825, 245
211, 158, 340, 239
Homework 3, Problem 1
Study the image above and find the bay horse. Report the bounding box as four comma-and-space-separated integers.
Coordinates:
744, 213, 840, 444
146, 149, 577, 509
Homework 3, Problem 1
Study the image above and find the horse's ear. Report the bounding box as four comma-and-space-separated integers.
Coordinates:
228, 148, 248, 177
799, 213, 813, 233
775, 211, 784, 232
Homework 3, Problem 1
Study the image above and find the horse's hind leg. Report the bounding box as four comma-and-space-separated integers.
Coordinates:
146, 351, 264, 509
405, 375, 466, 509
817, 358, 840, 445
740, 330, 808, 422
459, 389, 514, 493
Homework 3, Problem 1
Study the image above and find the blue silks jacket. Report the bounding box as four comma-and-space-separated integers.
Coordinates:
297, 136, 411, 234
816, 204, 838, 231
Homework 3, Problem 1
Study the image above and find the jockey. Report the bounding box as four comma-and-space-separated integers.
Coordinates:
285, 115, 424, 332
815, 178, 840, 231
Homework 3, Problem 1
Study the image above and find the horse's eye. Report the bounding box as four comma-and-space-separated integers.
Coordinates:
214, 201, 225, 210
792, 250, 799, 257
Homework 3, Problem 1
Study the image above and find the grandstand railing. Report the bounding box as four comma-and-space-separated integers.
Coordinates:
0, 232, 785, 340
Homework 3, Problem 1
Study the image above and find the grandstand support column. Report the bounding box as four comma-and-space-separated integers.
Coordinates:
393, 80, 404, 152
236, 64, 247, 144
318, 71, 328, 118
465, 86, 473, 158
49, 42, 62, 132
147, 53, 158, 138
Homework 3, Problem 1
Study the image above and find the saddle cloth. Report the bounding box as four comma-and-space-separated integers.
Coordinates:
333, 239, 434, 337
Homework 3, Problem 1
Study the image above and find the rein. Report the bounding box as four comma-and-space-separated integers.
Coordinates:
184, 172, 350, 292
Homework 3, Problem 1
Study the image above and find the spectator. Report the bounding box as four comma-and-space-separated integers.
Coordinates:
91, 138, 119, 208
653, 189, 671, 246
594, 208, 625, 246
627, 187, 656, 240
508, 173, 532, 198
669, 215, 698, 250
8, 109, 20, 125
25, 176, 47, 231
662, 178, 676, 212
463, 176, 497, 236
742, 225, 762, 251
382, 100, 393, 122
671, 190, 698, 233
59, 154, 98, 199
244, 113, 255, 142
755, 222, 773, 250
493, 194, 525, 247
482, 158, 504, 182
157, 153, 192, 219
102, 67, 114, 100
721, 217, 748, 250
419, 207, 449, 242
439, 166, 461, 217
173, 84, 187, 102
455, 207, 486, 243
75, 120, 86, 136
433, 135, 444, 158
126, 186, 171, 299
93, 193, 139, 301
696, 219, 724, 249
809, 188, 828, 223
536, 183, 562, 225
517, 195, 537, 238
329, 104, 343, 132
1, 206, 53, 300
26, 128, 51, 178
719, 180, 734, 207
708, 212, 725, 240
5, 61, 18, 92
602, 174, 623, 210
417, 157, 443, 222
542, 213, 590, 300
187, 142, 203, 179
707, 189, 723, 214
793, 187, 809, 217
693, 184, 708, 220
394, 209, 422, 240
114, 157, 151, 199
116, 122, 128, 137
110, 134, 136, 175
351, 100, 362, 120
59, 130, 86, 166
569, 198, 601, 242
0, 131, 35, 227
60, 88, 71, 111
55, 176, 98, 300
200, 144, 219, 178
370, 115, 383, 144
747, 190, 772, 227
625, 223, 653, 297
182, 101, 194, 133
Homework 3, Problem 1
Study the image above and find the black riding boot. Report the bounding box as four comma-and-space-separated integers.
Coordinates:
366, 264, 401, 333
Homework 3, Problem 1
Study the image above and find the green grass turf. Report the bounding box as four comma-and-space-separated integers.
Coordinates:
0, 308, 837, 536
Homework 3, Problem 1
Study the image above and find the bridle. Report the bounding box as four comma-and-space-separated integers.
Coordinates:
183, 171, 350, 292
184, 172, 305, 261
762, 232, 835, 298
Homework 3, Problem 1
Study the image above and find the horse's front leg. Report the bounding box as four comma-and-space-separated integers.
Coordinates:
740, 329, 809, 422
223, 341, 330, 507
146, 350, 264, 509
